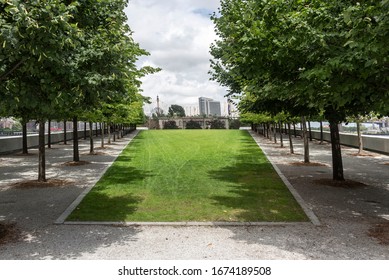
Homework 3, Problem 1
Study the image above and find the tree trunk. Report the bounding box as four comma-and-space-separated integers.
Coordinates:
38, 120, 46, 182
108, 123, 111, 144
63, 120, 67, 145
47, 119, 51, 148
73, 116, 79, 162
262, 124, 265, 137
357, 120, 363, 155
113, 124, 116, 142
279, 122, 284, 148
273, 123, 277, 143
288, 123, 294, 154
329, 120, 344, 180
301, 116, 310, 163
22, 121, 28, 154
84, 122, 87, 140
320, 120, 324, 144
89, 121, 94, 154
308, 120, 312, 141
268, 124, 272, 141
101, 122, 105, 148
293, 122, 297, 138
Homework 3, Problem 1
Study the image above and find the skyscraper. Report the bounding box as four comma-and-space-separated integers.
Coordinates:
198, 97, 221, 116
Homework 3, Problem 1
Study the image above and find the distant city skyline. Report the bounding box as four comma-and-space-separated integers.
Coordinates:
147, 95, 233, 117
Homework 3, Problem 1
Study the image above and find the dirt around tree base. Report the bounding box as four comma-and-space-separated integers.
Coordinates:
313, 178, 367, 188
15, 153, 37, 157
10, 179, 73, 189
349, 152, 376, 157
290, 161, 328, 167
369, 223, 389, 245
0, 222, 21, 245
63, 161, 90, 166
83, 151, 107, 156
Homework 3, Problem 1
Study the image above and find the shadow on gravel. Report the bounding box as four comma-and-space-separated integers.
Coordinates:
1, 225, 142, 260
220, 133, 389, 259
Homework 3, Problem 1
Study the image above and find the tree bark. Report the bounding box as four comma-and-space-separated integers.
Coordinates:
301, 116, 310, 163
73, 116, 79, 162
279, 122, 284, 148
63, 120, 67, 145
89, 121, 94, 154
22, 121, 28, 154
47, 119, 51, 148
288, 123, 294, 154
308, 120, 312, 141
101, 122, 105, 148
329, 120, 344, 180
320, 120, 324, 144
273, 123, 277, 144
293, 122, 297, 138
38, 120, 46, 182
84, 122, 87, 140
357, 120, 363, 154
108, 123, 111, 144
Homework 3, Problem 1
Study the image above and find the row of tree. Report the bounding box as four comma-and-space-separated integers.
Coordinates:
210, 0, 389, 180
0, 0, 158, 181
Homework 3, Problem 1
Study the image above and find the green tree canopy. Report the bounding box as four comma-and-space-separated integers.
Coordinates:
210, 0, 389, 180
168, 104, 186, 117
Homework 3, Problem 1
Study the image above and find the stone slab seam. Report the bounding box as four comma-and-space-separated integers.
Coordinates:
54, 130, 140, 224
249, 131, 321, 226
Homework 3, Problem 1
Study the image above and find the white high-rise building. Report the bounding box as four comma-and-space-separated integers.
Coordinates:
198, 97, 221, 116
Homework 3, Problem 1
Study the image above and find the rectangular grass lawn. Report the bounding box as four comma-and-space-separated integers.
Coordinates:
68, 130, 308, 222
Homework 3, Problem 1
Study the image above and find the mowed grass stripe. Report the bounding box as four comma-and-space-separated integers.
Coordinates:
67, 130, 308, 222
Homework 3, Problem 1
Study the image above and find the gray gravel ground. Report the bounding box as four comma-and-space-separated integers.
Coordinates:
0, 130, 388, 259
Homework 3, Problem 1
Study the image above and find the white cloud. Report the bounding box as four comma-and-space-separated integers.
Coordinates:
125, 0, 227, 116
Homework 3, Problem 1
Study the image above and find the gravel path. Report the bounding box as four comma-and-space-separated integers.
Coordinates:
0, 130, 388, 259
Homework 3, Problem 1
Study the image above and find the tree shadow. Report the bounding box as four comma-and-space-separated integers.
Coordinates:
208, 131, 308, 222
209, 163, 307, 222
68, 166, 154, 221
0, 184, 144, 259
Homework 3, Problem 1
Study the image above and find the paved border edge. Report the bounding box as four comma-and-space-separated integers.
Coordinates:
63, 221, 312, 226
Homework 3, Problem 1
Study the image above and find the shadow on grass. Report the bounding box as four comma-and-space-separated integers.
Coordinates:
68, 165, 154, 221
208, 132, 308, 222
208, 163, 307, 222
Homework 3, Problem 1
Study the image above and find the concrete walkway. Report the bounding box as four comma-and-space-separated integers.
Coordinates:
0, 130, 388, 259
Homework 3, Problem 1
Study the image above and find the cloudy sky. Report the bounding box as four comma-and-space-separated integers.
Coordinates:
125, 0, 228, 116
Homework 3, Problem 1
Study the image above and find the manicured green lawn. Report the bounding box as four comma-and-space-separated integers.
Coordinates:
68, 130, 308, 222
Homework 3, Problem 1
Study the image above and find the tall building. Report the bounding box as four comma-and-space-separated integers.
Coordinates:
198, 97, 221, 116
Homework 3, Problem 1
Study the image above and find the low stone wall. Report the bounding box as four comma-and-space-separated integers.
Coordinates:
0, 131, 83, 154
0, 127, 137, 155
295, 130, 389, 154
